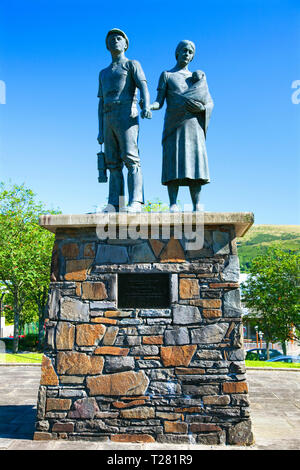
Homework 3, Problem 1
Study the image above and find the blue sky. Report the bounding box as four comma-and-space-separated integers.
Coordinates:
0, 0, 299, 224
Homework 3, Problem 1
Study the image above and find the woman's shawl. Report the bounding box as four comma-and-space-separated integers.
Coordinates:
162, 77, 214, 142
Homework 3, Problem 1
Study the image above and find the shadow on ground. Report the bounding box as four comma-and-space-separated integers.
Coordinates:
0, 405, 36, 439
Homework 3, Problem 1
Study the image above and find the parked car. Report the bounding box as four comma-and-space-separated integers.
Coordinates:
266, 355, 300, 363
245, 348, 282, 361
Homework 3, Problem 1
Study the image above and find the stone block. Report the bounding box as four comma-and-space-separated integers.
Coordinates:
105, 356, 135, 373
83, 242, 95, 258
33, 432, 52, 441
223, 382, 248, 394
179, 278, 199, 299
221, 255, 240, 282
190, 423, 222, 433
130, 345, 159, 356
120, 407, 155, 419
212, 230, 230, 255
148, 381, 181, 395
57, 351, 104, 375
86, 371, 149, 396
199, 299, 222, 309
110, 434, 155, 443
61, 243, 79, 259
142, 335, 164, 345
52, 422, 74, 433
139, 309, 171, 317
223, 289, 242, 317
160, 345, 197, 367
96, 244, 129, 264
175, 367, 205, 375
94, 346, 129, 356
76, 324, 106, 346
160, 238, 185, 263
81, 281, 107, 300
149, 239, 165, 257
164, 327, 189, 345
202, 395, 230, 405
191, 323, 228, 344
68, 398, 99, 419
172, 305, 201, 325
202, 309, 222, 319
60, 297, 89, 322
56, 322, 75, 350
130, 242, 157, 263
65, 259, 93, 281
227, 420, 254, 445
46, 398, 72, 411
48, 288, 61, 320
40, 356, 59, 386
90, 301, 116, 310
164, 421, 188, 434
102, 326, 119, 345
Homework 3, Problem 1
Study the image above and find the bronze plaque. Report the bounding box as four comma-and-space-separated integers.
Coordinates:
118, 273, 170, 308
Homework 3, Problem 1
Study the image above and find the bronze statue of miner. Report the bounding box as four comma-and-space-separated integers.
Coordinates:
97, 28, 152, 212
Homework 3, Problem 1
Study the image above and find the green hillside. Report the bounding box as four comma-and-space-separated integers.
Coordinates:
237, 225, 300, 272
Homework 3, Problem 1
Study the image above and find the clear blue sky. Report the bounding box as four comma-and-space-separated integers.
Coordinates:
0, 0, 299, 223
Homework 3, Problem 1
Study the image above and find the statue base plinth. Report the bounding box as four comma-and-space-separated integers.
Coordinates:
34, 212, 254, 445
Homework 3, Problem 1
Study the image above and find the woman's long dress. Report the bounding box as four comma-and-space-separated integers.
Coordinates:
158, 70, 213, 186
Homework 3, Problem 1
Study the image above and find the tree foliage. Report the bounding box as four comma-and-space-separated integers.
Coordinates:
0, 182, 59, 351
241, 245, 300, 354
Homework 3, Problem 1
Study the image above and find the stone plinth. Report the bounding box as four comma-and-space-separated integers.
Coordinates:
34, 212, 254, 445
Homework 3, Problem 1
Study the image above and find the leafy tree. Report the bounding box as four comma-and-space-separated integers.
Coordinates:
0, 182, 59, 352
241, 245, 300, 357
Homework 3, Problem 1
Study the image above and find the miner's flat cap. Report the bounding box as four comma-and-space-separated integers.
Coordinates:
106, 28, 129, 50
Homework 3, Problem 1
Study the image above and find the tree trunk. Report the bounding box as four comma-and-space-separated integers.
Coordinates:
281, 341, 287, 355
13, 302, 20, 354
37, 287, 48, 351
38, 305, 46, 351
266, 341, 270, 360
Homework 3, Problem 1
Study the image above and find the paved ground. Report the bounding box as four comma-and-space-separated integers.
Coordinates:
0, 365, 299, 451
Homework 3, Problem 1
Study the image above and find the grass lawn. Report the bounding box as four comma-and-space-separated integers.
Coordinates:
0, 354, 299, 368
0, 353, 43, 364
245, 360, 300, 369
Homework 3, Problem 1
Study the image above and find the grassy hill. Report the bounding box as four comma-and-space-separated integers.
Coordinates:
237, 225, 300, 272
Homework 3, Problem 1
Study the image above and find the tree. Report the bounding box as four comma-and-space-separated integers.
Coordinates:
241, 245, 300, 358
0, 182, 59, 352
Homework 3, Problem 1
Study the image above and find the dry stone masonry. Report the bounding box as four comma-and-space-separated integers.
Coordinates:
34, 212, 254, 445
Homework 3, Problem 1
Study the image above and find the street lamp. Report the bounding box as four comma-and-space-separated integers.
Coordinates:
254, 326, 259, 348
259, 331, 263, 349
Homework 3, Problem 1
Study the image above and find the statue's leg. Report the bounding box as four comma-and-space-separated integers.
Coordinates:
189, 182, 202, 212
119, 119, 143, 212
103, 114, 124, 211
167, 182, 179, 211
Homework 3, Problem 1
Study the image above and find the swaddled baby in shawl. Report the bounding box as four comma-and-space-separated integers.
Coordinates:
163, 70, 213, 142
184, 70, 208, 101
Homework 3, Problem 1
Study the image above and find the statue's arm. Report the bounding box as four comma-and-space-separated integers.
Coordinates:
150, 88, 166, 110
150, 72, 167, 110
97, 73, 104, 144
138, 80, 152, 119
97, 98, 104, 144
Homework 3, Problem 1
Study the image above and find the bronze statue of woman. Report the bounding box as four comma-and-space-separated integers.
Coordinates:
150, 40, 214, 211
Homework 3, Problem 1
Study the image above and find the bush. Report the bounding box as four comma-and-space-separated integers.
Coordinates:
19, 334, 41, 351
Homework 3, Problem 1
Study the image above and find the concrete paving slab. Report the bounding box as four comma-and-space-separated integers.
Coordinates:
0, 366, 299, 450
